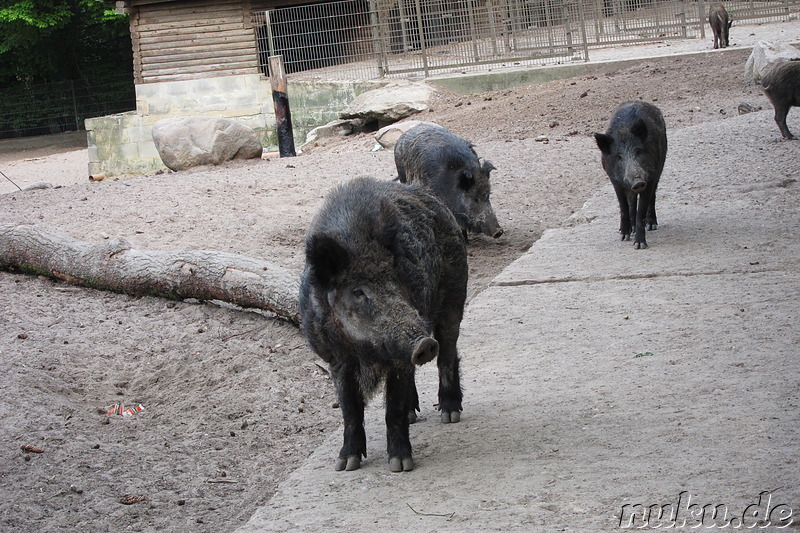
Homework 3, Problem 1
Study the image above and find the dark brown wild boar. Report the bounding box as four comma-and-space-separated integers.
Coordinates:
708, 3, 732, 49
394, 122, 503, 240
594, 101, 668, 249
761, 60, 800, 140
299, 177, 468, 473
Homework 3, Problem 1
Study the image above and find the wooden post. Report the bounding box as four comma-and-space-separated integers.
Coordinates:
268, 55, 296, 157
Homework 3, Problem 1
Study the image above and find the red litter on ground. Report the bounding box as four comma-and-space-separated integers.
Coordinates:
107, 403, 145, 416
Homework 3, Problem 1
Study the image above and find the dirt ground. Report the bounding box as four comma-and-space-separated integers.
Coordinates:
0, 47, 784, 532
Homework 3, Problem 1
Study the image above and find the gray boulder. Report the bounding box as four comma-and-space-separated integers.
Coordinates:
745, 41, 800, 85
152, 117, 263, 171
339, 81, 436, 125
302, 118, 367, 148
374, 120, 432, 148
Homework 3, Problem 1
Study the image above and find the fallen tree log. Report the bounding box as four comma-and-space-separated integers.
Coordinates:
0, 224, 301, 324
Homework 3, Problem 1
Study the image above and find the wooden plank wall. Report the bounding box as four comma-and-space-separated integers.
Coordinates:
130, 0, 260, 83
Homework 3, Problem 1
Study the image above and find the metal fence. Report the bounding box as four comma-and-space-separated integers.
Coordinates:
253, 0, 799, 79
1, 0, 796, 139
0, 75, 136, 139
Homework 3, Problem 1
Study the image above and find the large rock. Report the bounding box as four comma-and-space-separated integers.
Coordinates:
302, 118, 367, 148
151, 117, 263, 171
374, 120, 432, 148
339, 81, 436, 125
745, 41, 800, 84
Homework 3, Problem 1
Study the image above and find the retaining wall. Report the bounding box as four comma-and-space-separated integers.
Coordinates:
86, 75, 383, 177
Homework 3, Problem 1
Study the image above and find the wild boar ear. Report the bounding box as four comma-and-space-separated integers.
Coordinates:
375, 198, 399, 249
632, 119, 649, 141
594, 133, 613, 154
308, 232, 349, 288
458, 170, 475, 190
481, 160, 496, 178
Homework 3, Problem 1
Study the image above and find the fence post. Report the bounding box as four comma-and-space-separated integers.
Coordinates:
545, 0, 555, 54
265, 11, 276, 55
578, 1, 590, 61
506, 0, 518, 52
70, 80, 80, 132
698, 0, 705, 40
413, 0, 429, 77
368, 0, 387, 77
487, 0, 499, 55
268, 55, 296, 157
595, 0, 604, 38
398, 0, 411, 52
678, 0, 687, 39
564, 3, 573, 56
466, 0, 480, 62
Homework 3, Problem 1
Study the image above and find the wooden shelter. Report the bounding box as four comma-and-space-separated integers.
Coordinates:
118, 0, 307, 84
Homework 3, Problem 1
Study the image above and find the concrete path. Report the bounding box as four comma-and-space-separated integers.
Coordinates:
586, 19, 800, 63
237, 25, 800, 533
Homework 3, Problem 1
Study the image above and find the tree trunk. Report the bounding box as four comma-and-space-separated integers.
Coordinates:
0, 224, 301, 325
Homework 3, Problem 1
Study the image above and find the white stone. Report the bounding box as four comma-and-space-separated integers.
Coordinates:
374, 120, 438, 148
151, 117, 263, 171
340, 81, 436, 124
744, 41, 800, 84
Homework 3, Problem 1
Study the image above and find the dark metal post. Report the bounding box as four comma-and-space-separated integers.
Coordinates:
70, 80, 80, 131
269, 55, 296, 157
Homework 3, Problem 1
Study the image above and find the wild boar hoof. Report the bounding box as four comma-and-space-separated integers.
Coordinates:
440, 410, 461, 423
634, 241, 648, 250
335, 456, 361, 471
646, 223, 658, 231
620, 233, 631, 241
389, 457, 414, 472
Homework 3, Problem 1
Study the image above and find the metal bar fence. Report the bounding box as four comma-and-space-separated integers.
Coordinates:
253, 0, 800, 80
2, 0, 797, 139
0, 74, 136, 140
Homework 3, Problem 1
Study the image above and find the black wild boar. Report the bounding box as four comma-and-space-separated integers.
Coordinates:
299, 176, 468, 473
761, 60, 800, 140
594, 101, 668, 249
394, 122, 503, 239
708, 3, 732, 49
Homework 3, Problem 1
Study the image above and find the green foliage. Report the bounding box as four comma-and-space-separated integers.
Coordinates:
0, 0, 132, 86
0, 1, 134, 137
0, 0, 72, 29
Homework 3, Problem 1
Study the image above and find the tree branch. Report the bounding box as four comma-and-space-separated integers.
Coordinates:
0, 224, 301, 324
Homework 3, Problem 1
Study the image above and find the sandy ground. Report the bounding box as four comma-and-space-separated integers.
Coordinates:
0, 29, 799, 532
240, 108, 800, 532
